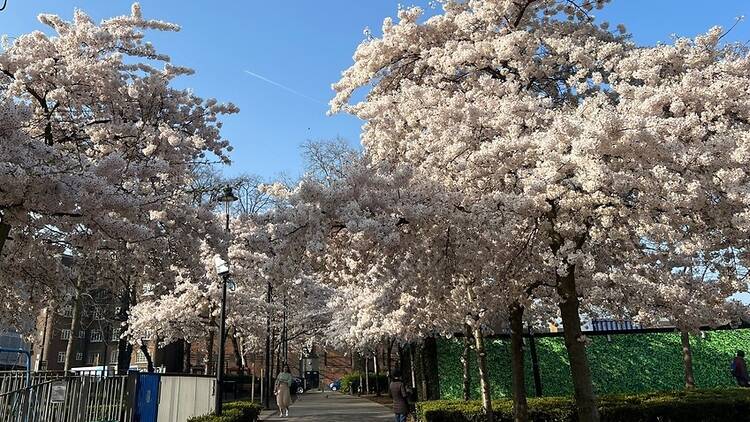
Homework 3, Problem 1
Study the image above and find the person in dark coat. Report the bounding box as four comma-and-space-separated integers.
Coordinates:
733, 350, 749, 387
389, 368, 410, 422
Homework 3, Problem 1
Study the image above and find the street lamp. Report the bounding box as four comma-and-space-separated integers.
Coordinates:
217, 185, 238, 232
214, 185, 237, 416
263, 280, 272, 410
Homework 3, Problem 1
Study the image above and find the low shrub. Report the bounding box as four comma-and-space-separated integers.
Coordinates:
187, 400, 262, 422
340, 371, 389, 394
416, 389, 750, 422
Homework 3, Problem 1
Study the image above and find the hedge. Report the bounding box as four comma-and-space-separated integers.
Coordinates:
187, 400, 262, 422
438, 329, 750, 399
340, 371, 389, 394
416, 388, 750, 422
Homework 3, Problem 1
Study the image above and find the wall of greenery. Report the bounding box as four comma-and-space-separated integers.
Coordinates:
437, 329, 750, 400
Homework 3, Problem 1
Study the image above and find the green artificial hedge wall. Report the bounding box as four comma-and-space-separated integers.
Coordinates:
437, 329, 750, 400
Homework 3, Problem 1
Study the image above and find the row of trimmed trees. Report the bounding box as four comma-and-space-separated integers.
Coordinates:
244, 2, 750, 422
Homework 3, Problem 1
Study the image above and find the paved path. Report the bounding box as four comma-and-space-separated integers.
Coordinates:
261, 391, 394, 421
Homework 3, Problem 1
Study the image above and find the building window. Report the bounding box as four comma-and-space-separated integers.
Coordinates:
110, 350, 119, 364
87, 353, 100, 365
78, 330, 86, 339
59, 306, 73, 318
75, 352, 83, 361
136, 350, 147, 364
90, 330, 102, 343
61, 329, 71, 340
111, 329, 120, 342
57, 352, 65, 363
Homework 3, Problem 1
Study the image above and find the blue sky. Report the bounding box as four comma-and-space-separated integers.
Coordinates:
1, 1, 748, 180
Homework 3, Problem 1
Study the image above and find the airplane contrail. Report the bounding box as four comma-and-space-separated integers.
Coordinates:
244, 70, 326, 106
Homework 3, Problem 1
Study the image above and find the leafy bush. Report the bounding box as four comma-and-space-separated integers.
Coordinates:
438, 329, 750, 399
416, 389, 750, 422
340, 371, 389, 394
187, 400, 262, 422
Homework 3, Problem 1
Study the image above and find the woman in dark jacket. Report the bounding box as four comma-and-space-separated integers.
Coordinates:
389, 368, 410, 422
733, 350, 749, 387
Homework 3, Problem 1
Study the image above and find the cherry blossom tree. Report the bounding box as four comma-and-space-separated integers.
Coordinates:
330, 2, 750, 421
0, 3, 237, 374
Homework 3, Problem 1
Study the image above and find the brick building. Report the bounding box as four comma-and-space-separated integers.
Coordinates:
31, 293, 155, 372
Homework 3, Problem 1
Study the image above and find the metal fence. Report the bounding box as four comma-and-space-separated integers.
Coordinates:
0, 371, 129, 422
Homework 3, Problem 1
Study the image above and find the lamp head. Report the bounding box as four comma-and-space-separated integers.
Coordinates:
214, 254, 230, 276
217, 186, 239, 204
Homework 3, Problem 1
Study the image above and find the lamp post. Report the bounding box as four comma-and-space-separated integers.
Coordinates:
215, 185, 237, 416
263, 280, 272, 409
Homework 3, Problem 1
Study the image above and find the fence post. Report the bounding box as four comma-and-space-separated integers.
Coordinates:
125, 371, 139, 422
528, 329, 543, 397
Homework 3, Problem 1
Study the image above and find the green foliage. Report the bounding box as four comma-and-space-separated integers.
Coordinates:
187, 400, 262, 422
416, 389, 750, 422
438, 338, 535, 400
340, 371, 389, 394
438, 329, 750, 399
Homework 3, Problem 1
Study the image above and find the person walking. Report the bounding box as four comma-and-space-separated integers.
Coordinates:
275, 364, 293, 417
732, 350, 749, 387
389, 368, 410, 422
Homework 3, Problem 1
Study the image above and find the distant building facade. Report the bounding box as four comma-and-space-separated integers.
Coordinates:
31, 292, 155, 372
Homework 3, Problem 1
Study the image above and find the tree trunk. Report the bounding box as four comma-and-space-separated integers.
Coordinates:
64, 280, 83, 372
0, 222, 10, 254
386, 338, 393, 381
528, 329, 543, 397
231, 332, 244, 375
681, 331, 696, 389
409, 344, 417, 392
140, 344, 155, 373
365, 355, 370, 394
205, 329, 215, 375
116, 286, 135, 375
398, 345, 407, 387
251, 363, 256, 402
510, 303, 529, 422
421, 336, 441, 400
374, 353, 381, 396
472, 322, 494, 422
462, 323, 472, 401
557, 267, 599, 422
185, 342, 193, 373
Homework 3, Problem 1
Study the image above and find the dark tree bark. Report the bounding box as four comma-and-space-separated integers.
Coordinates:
398, 345, 407, 388
462, 324, 472, 401
205, 329, 215, 375
681, 331, 696, 389
140, 343, 155, 373
557, 266, 599, 422
0, 222, 10, 253
365, 355, 370, 394
116, 287, 135, 375
185, 341, 193, 373
385, 338, 394, 381
154, 340, 185, 372
422, 336, 441, 400
374, 352, 381, 396
358, 367, 364, 396
64, 278, 83, 372
510, 303, 529, 422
